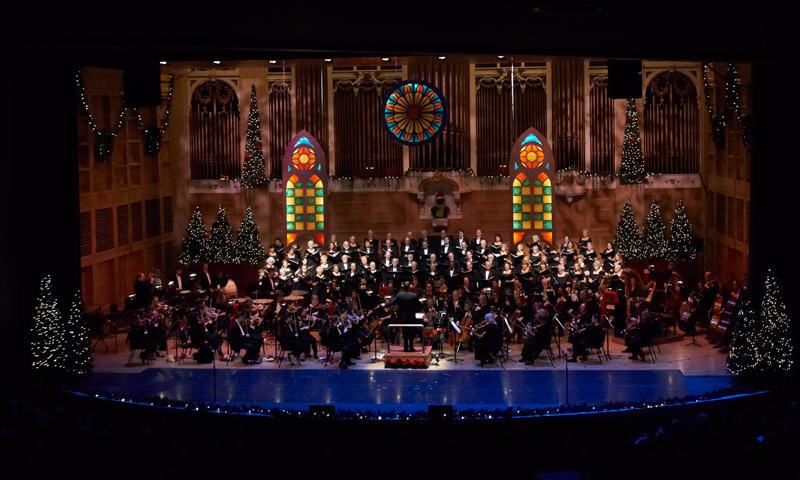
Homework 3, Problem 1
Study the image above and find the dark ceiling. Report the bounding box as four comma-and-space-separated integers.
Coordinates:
6, 1, 796, 64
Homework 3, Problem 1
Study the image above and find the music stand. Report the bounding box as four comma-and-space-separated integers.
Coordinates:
604, 316, 614, 360
447, 318, 462, 364
552, 315, 566, 359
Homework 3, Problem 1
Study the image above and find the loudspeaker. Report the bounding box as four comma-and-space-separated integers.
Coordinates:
694, 238, 705, 253
607, 60, 642, 99
309, 405, 336, 419
123, 61, 162, 108
428, 405, 453, 420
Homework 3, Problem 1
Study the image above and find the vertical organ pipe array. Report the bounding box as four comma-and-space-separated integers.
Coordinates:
552, 60, 585, 171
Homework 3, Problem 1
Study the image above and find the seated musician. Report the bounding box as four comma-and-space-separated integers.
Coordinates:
623, 310, 654, 361
129, 313, 159, 362
325, 316, 358, 369
230, 313, 264, 364
278, 302, 304, 365
521, 309, 553, 365
296, 296, 321, 360
376, 300, 396, 344
188, 311, 222, 354
474, 310, 503, 366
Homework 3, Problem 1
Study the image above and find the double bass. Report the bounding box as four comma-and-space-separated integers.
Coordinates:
707, 291, 739, 348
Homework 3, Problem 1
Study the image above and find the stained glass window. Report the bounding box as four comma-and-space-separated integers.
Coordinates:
383, 80, 448, 146
283, 132, 328, 246
511, 128, 554, 246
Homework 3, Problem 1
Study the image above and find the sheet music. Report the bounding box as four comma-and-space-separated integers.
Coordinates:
450, 319, 462, 334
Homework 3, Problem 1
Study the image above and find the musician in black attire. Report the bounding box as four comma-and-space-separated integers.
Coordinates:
133, 272, 154, 309
474, 310, 503, 365
278, 304, 304, 365
395, 282, 421, 352
568, 314, 604, 362
521, 309, 552, 364
130, 313, 158, 362
229, 314, 264, 364
325, 316, 358, 368
623, 310, 655, 361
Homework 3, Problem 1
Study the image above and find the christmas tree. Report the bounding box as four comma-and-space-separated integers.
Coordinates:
620, 99, 646, 184
613, 200, 643, 261
727, 295, 757, 375
235, 206, 265, 265
208, 205, 235, 264
728, 273, 794, 376
641, 199, 668, 260
63, 292, 92, 376
241, 85, 266, 188
667, 199, 697, 261
179, 207, 208, 266
31, 275, 67, 373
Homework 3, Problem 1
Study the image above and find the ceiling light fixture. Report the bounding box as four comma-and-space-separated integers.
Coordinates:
381, 57, 390, 62
438, 56, 446, 60
213, 60, 221, 64
160, 61, 167, 65
269, 60, 277, 64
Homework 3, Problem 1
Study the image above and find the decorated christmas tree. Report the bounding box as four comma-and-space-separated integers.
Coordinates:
613, 200, 643, 261
241, 85, 266, 188
208, 205, 235, 264
178, 207, 208, 266
620, 99, 646, 185
31, 275, 67, 373
727, 295, 758, 375
63, 292, 92, 376
641, 199, 668, 260
728, 273, 794, 377
668, 199, 697, 261
235, 206, 265, 265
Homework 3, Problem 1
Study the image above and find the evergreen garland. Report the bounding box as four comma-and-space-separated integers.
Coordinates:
31, 275, 67, 373
620, 99, 646, 185
208, 205, 235, 264
235, 206, 265, 265
641, 199, 668, 260
64, 292, 93, 376
178, 208, 208, 266
668, 199, 697, 261
241, 85, 266, 188
613, 200, 643, 261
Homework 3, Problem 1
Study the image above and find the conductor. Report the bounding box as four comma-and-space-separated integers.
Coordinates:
395, 282, 421, 352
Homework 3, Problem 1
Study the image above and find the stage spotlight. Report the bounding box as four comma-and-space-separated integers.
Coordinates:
269, 60, 277, 64
309, 405, 335, 419
381, 57, 390, 62
213, 60, 221, 64
497, 55, 505, 59
429, 405, 453, 420
324, 58, 332, 63
160, 61, 167, 65
438, 56, 446, 60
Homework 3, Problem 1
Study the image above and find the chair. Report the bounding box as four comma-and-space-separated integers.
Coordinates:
583, 335, 607, 365
178, 330, 194, 364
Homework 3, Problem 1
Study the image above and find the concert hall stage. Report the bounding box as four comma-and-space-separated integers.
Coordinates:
81, 334, 734, 413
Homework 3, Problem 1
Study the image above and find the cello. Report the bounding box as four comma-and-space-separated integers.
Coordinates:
708, 291, 739, 348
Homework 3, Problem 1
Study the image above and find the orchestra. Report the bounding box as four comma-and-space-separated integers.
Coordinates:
119, 226, 741, 370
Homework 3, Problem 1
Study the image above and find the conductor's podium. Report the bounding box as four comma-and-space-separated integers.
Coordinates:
384, 323, 433, 369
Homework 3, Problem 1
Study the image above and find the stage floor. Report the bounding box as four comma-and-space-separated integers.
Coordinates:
81, 331, 734, 412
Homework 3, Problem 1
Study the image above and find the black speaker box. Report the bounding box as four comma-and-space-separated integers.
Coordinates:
124, 61, 162, 108
607, 60, 642, 99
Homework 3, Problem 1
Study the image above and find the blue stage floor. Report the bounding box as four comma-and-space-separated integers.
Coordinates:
76, 369, 734, 413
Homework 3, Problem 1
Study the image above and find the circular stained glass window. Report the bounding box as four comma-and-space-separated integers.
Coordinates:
519, 144, 544, 169
383, 80, 448, 146
292, 146, 315, 170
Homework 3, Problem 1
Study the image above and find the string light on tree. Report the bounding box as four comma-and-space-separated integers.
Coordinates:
641, 199, 668, 259
613, 200, 643, 261
178, 207, 209, 266
208, 205, 235, 264
728, 272, 794, 377
31, 275, 67, 373
63, 291, 93, 376
667, 199, 696, 261
620, 99, 646, 185
235, 206, 265, 265
241, 85, 267, 188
